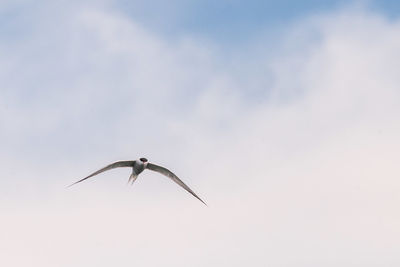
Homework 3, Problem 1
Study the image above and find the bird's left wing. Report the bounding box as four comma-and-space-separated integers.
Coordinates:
68, 161, 134, 187
146, 163, 207, 205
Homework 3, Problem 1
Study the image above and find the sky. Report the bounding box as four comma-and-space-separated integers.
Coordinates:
1, 0, 400, 266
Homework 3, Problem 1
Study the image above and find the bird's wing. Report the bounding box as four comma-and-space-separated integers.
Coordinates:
146, 163, 207, 205
68, 161, 135, 187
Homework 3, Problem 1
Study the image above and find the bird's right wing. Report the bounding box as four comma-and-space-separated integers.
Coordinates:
146, 163, 207, 205
68, 161, 134, 187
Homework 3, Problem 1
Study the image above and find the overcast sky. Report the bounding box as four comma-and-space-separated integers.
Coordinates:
1, 0, 400, 266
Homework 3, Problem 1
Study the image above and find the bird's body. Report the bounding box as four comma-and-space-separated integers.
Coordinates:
132, 159, 146, 175
69, 158, 206, 205
128, 159, 147, 185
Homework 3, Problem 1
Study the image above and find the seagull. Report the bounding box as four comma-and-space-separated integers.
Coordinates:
69, 158, 206, 205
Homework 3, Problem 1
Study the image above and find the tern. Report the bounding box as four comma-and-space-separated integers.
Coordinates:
69, 158, 206, 205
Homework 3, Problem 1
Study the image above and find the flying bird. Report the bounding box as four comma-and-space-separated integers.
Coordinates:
69, 158, 206, 205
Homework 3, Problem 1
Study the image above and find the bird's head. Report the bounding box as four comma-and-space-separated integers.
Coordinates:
140, 158, 148, 163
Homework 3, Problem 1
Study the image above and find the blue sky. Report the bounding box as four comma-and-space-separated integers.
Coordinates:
1, 1, 400, 266
3, 0, 400, 42
114, 0, 400, 39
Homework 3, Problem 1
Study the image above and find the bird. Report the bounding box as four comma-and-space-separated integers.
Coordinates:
68, 158, 206, 205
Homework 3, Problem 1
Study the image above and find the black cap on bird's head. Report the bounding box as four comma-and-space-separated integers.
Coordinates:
140, 158, 148, 163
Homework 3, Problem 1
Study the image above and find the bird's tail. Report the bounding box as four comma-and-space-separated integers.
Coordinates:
127, 173, 138, 185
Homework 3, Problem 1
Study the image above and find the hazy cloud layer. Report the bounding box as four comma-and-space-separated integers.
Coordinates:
1, 2, 400, 266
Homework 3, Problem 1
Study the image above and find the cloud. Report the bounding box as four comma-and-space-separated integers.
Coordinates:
1, 2, 400, 266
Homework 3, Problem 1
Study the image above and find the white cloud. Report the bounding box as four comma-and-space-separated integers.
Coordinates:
1, 3, 400, 266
